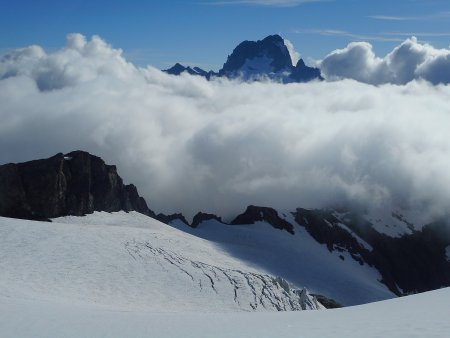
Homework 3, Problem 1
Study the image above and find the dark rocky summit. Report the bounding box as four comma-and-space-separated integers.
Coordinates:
155, 212, 189, 226
164, 34, 322, 83
219, 34, 322, 83
191, 212, 223, 228
165, 63, 217, 80
231, 205, 294, 234
219, 35, 293, 77
290, 59, 322, 83
0, 151, 155, 221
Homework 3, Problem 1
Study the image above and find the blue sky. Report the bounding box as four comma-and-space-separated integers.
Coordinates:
2, 0, 450, 70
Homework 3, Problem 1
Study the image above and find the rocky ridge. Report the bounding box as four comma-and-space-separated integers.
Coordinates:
0, 151, 155, 221
163, 206, 450, 298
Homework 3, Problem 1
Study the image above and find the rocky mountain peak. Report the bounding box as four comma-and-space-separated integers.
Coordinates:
191, 212, 223, 228
231, 205, 294, 234
164, 34, 322, 83
155, 212, 189, 226
165, 63, 188, 75
164, 63, 216, 79
219, 34, 293, 77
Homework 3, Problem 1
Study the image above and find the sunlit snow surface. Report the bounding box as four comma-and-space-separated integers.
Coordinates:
0, 211, 393, 309
0, 212, 448, 337
0, 212, 321, 313
1, 286, 449, 338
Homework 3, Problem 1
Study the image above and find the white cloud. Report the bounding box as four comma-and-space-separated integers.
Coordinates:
369, 15, 414, 21
321, 37, 450, 85
283, 39, 301, 65
0, 33, 137, 91
369, 11, 450, 21
1, 34, 450, 221
294, 28, 404, 42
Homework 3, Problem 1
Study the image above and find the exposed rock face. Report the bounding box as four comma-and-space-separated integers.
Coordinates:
155, 212, 189, 226
177, 204, 450, 298
164, 34, 322, 83
290, 59, 322, 82
0, 151, 155, 220
231, 205, 294, 234
164, 63, 217, 80
311, 294, 342, 309
294, 208, 371, 266
191, 212, 223, 228
219, 35, 293, 76
294, 208, 450, 296
219, 34, 322, 83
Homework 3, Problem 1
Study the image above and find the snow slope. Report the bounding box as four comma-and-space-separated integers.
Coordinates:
170, 216, 394, 305
1, 286, 449, 338
362, 207, 431, 237
0, 212, 320, 312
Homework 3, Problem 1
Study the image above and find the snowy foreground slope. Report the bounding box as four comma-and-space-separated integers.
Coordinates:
0, 212, 449, 337
0, 212, 321, 312
1, 210, 393, 307
1, 284, 449, 337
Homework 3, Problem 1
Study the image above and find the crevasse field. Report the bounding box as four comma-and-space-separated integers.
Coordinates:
0, 211, 449, 338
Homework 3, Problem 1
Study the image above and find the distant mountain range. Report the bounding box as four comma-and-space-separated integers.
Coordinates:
1, 151, 449, 306
164, 35, 322, 83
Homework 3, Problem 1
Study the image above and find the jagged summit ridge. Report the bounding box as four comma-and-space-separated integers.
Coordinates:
165, 63, 216, 80
164, 34, 322, 83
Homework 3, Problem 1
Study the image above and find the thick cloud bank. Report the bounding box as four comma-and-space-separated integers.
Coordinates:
1, 34, 450, 219
321, 37, 450, 85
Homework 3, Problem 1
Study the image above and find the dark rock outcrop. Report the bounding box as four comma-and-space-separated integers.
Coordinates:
155, 212, 189, 226
164, 63, 217, 80
311, 294, 342, 309
368, 220, 450, 295
0, 151, 155, 221
219, 35, 293, 77
231, 205, 294, 234
290, 59, 322, 82
294, 208, 371, 266
294, 208, 450, 296
191, 212, 223, 228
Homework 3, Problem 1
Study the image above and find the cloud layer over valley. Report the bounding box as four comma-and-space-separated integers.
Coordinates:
1, 34, 450, 220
